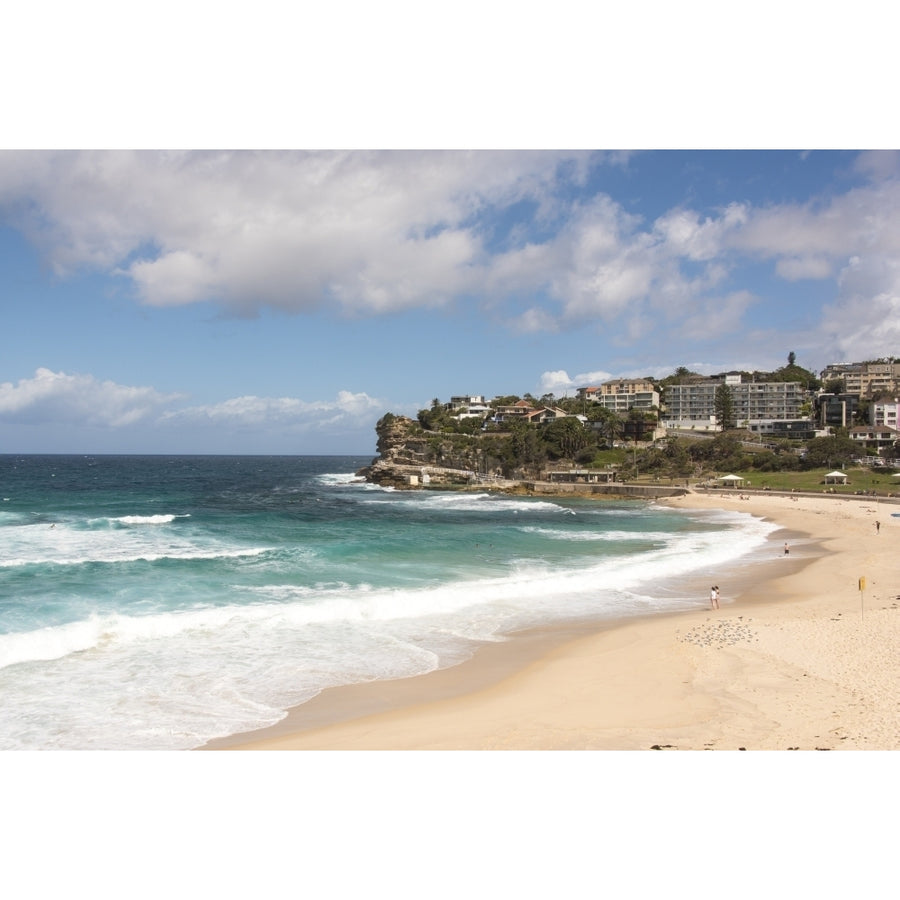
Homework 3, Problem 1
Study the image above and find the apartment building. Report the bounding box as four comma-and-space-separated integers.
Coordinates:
734, 381, 806, 421
821, 361, 900, 396
576, 379, 660, 414
870, 399, 900, 429
816, 393, 860, 428
662, 375, 806, 430
661, 378, 721, 429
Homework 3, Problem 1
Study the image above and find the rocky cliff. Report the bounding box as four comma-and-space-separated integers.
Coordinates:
357, 413, 495, 489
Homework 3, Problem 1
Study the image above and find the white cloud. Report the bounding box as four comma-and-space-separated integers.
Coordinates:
651, 206, 742, 262
538, 368, 613, 395
538, 371, 576, 394
4, 149, 900, 362
0, 367, 386, 449
853, 150, 900, 181
162, 390, 384, 432
820, 255, 900, 360
0, 149, 584, 316
512, 307, 559, 335
674, 290, 758, 340
0, 368, 181, 427
775, 256, 834, 280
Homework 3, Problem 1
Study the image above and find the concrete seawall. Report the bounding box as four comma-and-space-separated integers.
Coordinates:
520, 481, 688, 500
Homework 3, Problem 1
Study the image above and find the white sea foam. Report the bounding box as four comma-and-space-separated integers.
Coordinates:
317, 472, 366, 486
362, 491, 571, 514
0, 509, 773, 676
518, 526, 674, 542
0, 521, 268, 568
110, 514, 190, 525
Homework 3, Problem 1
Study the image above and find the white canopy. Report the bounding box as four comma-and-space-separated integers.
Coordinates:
824, 471, 848, 483
717, 474, 745, 484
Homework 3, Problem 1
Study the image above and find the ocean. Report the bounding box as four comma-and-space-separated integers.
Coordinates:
0, 454, 777, 750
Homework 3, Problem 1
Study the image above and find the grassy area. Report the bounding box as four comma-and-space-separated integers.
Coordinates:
627, 467, 900, 495
699, 467, 898, 495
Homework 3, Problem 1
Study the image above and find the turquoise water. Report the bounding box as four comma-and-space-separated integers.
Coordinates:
0, 455, 776, 749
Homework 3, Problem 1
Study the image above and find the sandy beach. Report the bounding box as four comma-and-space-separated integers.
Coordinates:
211, 490, 900, 751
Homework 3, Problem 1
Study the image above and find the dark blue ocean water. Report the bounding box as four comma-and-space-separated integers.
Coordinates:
0, 455, 776, 749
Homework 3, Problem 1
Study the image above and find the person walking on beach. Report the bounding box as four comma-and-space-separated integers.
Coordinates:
876, 520, 880, 533
784, 542, 790, 555
710, 585, 719, 610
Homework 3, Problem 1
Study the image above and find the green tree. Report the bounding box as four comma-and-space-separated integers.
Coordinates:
802, 435, 858, 469
714, 383, 736, 430
589, 407, 623, 445
542, 417, 595, 460
506, 420, 546, 471
418, 399, 451, 431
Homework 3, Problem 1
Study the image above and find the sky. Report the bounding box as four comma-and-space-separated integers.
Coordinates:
3, 148, 900, 454
2, 6, 899, 456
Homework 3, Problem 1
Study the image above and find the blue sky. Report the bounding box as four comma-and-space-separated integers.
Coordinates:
2, 148, 900, 454
2, 3, 898, 455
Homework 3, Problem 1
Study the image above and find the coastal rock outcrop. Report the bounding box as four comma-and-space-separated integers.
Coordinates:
357, 414, 488, 489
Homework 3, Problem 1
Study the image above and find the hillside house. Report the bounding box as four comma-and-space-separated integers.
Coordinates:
848, 425, 898, 453
492, 400, 536, 423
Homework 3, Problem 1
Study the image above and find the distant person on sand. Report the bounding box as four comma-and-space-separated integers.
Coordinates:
710, 585, 719, 610
784, 542, 790, 555
876, 521, 880, 533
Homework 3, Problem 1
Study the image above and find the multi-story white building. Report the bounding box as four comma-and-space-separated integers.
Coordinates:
661, 379, 720, 430
662, 375, 807, 430
576, 379, 659, 414
448, 395, 486, 409
447, 395, 491, 419
870, 399, 900, 429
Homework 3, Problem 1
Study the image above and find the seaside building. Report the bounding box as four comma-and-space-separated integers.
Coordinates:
732, 381, 806, 424
491, 399, 536, 424
815, 393, 860, 428
870, 399, 900, 429
447, 395, 492, 419
661, 374, 807, 431
820, 360, 900, 396
744, 419, 818, 440
448, 395, 486, 407
576, 379, 659, 414
660, 376, 723, 431
848, 425, 899, 453
524, 407, 585, 425
543, 468, 618, 484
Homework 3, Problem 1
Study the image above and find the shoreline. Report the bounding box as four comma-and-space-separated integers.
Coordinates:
206, 490, 899, 751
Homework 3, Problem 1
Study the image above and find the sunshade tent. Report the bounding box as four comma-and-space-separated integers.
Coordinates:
717, 474, 745, 485
824, 471, 848, 483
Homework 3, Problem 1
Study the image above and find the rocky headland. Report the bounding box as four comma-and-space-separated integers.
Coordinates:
357, 413, 687, 499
